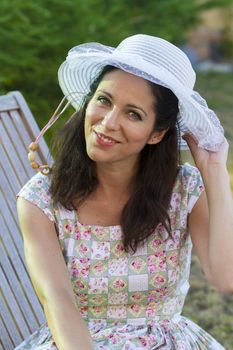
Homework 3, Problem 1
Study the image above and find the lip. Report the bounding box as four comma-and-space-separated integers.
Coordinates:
93, 130, 120, 145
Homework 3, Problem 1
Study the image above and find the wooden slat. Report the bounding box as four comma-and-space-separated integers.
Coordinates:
0, 205, 45, 323
10, 110, 45, 169
0, 115, 27, 194
1, 111, 32, 179
0, 241, 39, 330
0, 121, 29, 185
0, 190, 25, 261
0, 91, 49, 349
0, 269, 24, 345
0, 95, 18, 112
12, 91, 51, 161
0, 316, 14, 350
0, 167, 18, 208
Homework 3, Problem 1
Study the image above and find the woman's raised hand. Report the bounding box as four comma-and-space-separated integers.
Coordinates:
183, 134, 229, 174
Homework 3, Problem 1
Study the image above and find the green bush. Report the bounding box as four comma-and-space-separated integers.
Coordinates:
0, 0, 232, 127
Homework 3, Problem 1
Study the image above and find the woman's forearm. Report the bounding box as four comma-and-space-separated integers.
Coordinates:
202, 164, 233, 289
43, 290, 93, 350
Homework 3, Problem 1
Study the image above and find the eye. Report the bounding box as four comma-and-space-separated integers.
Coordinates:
97, 95, 111, 106
128, 110, 142, 121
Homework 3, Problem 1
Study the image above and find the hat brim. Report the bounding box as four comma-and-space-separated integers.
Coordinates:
58, 48, 224, 152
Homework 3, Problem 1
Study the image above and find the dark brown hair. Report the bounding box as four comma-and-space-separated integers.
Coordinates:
50, 66, 180, 252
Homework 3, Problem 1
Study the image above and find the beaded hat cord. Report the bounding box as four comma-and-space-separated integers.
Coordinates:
28, 96, 71, 175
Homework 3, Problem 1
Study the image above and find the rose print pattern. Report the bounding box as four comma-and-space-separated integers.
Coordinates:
129, 292, 146, 303
76, 293, 88, 306
89, 277, 108, 294
167, 250, 179, 268
109, 258, 128, 276
91, 242, 110, 260
90, 260, 108, 277
92, 227, 109, 241
75, 224, 92, 241
170, 192, 182, 212
108, 292, 128, 305
75, 241, 90, 257
111, 241, 125, 258
70, 257, 90, 278
107, 305, 127, 319
147, 252, 166, 273
168, 267, 180, 286
16, 164, 225, 349
129, 257, 147, 274
110, 277, 128, 292
89, 294, 107, 306
127, 303, 145, 317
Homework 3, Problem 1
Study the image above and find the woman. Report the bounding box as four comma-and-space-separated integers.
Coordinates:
16, 34, 233, 349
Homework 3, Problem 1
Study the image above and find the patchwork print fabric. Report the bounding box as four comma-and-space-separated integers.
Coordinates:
16, 163, 225, 349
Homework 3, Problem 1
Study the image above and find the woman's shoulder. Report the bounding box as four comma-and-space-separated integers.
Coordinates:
20, 171, 51, 191
17, 172, 55, 222
178, 162, 201, 178
18, 172, 52, 201
176, 162, 203, 188
175, 162, 205, 213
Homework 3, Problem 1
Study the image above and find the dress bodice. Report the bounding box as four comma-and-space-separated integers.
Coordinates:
16, 163, 225, 349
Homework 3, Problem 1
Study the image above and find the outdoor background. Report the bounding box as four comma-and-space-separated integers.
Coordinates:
0, 0, 233, 348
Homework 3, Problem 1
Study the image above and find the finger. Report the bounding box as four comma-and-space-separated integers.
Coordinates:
182, 134, 197, 152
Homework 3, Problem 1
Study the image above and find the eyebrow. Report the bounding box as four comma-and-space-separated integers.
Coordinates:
97, 89, 148, 117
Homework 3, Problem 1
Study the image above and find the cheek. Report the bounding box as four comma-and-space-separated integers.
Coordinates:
85, 105, 93, 123
128, 112, 156, 144
128, 124, 155, 143
85, 103, 94, 115
85, 105, 102, 126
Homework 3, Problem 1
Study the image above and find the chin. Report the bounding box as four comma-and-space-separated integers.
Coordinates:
86, 149, 110, 163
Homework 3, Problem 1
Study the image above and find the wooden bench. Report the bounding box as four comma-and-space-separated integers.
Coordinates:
0, 91, 51, 349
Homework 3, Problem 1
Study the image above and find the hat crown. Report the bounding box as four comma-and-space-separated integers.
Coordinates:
115, 34, 196, 89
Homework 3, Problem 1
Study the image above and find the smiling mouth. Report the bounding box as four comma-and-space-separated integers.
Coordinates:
94, 131, 119, 144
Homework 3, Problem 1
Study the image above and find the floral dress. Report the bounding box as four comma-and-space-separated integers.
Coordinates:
15, 163, 225, 349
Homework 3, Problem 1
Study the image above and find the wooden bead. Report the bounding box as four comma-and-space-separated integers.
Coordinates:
31, 161, 40, 169
29, 142, 38, 151
28, 141, 50, 174
28, 151, 36, 162
40, 165, 51, 175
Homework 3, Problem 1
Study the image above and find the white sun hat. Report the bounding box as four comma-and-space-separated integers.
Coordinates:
58, 34, 224, 152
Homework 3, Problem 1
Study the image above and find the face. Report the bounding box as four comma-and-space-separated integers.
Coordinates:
84, 69, 166, 167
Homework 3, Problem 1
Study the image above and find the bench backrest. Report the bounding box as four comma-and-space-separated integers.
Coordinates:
0, 91, 51, 349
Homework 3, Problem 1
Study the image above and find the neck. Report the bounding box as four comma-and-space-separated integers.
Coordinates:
95, 159, 138, 200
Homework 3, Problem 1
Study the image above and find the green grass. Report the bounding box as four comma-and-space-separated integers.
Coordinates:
183, 72, 233, 349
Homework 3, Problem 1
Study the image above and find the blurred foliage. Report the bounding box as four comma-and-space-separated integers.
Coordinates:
1, 0, 233, 348
197, 0, 233, 10
222, 37, 233, 58
0, 0, 232, 127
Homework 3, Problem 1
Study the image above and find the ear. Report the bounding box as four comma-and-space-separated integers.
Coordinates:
147, 129, 167, 145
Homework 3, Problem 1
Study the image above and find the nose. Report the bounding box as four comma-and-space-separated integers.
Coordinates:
101, 108, 120, 131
